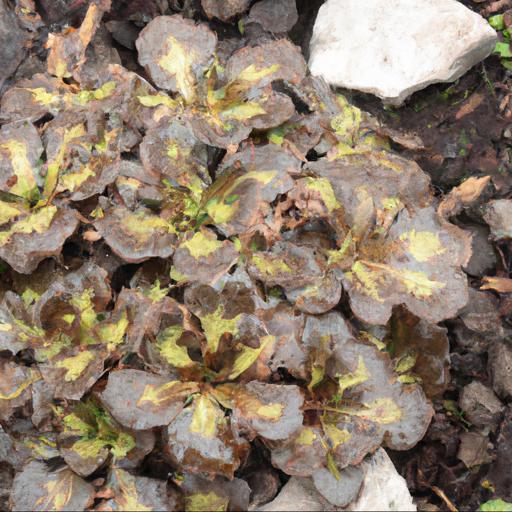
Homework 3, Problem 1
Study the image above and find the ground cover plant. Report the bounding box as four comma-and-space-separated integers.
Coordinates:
0, 0, 511, 510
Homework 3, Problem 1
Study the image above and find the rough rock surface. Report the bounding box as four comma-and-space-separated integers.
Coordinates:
254, 477, 328, 512
459, 381, 504, 430
462, 225, 496, 277
347, 449, 416, 511
255, 449, 415, 511
484, 199, 512, 240
308, 0, 497, 105
489, 341, 512, 400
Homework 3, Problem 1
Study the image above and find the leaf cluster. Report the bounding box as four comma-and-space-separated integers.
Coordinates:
0, 3, 471, 510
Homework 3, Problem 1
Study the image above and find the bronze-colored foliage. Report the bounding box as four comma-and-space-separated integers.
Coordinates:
0, 2, 475, 508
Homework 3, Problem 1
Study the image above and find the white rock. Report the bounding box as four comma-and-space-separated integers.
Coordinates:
254, 477, 329, 512
347, 449, 416, 511
309, 0, 497, 105
254, 449, 415, 511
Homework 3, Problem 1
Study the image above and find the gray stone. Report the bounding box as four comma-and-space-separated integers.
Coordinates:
309, 0, 497, 105
457, 431, 493, 468
255, 449, 415, 511
247, 0, 298, 33
347, 449, 416, 511
459, 289, 503, 336
313, 466, 363, 507
254, 477, 329, 512
459, 381, 504, 430
484, 199, 512, 240
463, 224, 496, 277
489, 341, 512, 400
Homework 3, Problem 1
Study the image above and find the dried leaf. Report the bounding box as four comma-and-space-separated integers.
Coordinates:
481, 276, 512, 294
439, 176, 491, 218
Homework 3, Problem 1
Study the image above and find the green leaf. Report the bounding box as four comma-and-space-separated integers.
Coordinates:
494, 41, 512, 58
489, 15, 505, 31
479, 499, 512, 511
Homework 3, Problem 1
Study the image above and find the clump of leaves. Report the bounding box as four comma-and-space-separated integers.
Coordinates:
489, 14, 512, 70
0, 2, 473, 510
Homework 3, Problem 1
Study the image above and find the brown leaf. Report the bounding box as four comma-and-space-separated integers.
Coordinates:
481, 276, 512, 294
46, 1, 111, 79
438, 175, 491, 219
455, 92, 485, 120
83, 230, 102, 242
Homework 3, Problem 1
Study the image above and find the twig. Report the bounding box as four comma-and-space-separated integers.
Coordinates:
417, 469, 458, 512
431, 486, 458, 512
